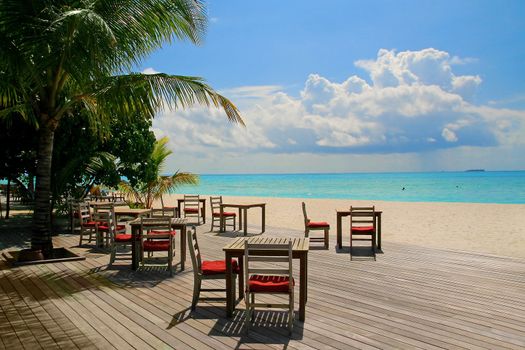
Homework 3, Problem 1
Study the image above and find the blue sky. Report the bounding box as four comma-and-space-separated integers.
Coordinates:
140, 0, 525, 174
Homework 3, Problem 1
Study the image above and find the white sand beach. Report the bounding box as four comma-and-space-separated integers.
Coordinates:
162, 194, 525, 259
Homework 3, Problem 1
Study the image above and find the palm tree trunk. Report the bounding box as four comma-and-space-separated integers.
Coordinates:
31, 124, 55, 256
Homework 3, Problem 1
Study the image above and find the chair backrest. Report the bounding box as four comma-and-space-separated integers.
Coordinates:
187, 226, 203, 275
184, 194, 200, 210
140, 217, 172, 238
210, 196, 222, 214
151, 207, 177, 218
350, 206, 375, 230
301, 202, 310, 227
91, 210, 117, 243
77, 202, 92, 225
244, 240, 293, 294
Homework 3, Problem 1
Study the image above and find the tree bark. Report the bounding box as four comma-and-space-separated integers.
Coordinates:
31, 124, 55, 256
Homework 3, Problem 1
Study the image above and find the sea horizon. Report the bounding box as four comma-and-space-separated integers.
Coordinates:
171, 170, 525, 204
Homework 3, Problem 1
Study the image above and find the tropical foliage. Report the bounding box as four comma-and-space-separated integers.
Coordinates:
119, 137, 198, 208
0, 0, 243, 255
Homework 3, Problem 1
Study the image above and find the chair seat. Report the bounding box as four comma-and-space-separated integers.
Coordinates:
212, 212, 236, 217
351, 226, 374, 233
184, 208, 199, 213
97, 224, 126, 232
83, 221, 99, 228
149, 230, 177, 236
248, 275, 294, 293
202, 259, 239, 275
143, 240, 171, 251
307, 221, 329, 228
114, 234, 133, 242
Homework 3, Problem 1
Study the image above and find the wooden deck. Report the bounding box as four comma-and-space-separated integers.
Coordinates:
1, 224, 525, 349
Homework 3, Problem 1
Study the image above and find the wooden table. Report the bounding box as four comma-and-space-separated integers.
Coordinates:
220, 203, 266, 236
177, 198, 206, 224
336, 210, 383, 251
129, 218, 188, 271
223, 236, 309, 321
113, 207, 152, 221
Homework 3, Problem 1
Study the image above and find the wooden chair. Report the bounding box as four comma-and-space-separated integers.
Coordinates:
187, 227, 239, 309
244, 240, 294, 335
350, 206, 376, 260
183, 194, 202, 224
140, 217, 176, 276
77, 202, 97, 246
92, 208, 130, 264
210, 196, 236, 231
302, 202, 330, 249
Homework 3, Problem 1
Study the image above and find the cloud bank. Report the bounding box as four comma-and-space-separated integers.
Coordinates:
152, 48, 525, 172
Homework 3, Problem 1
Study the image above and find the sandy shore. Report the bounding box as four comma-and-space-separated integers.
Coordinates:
161, 194, 525, 259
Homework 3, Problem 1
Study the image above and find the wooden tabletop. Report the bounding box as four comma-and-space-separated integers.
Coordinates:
223, 236, 309, 252
221, 203, 266, 209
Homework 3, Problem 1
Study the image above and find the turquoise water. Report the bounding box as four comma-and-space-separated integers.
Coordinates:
173, 171, 525, 204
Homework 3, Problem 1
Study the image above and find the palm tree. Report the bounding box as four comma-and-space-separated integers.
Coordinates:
0, 1, 243, 256
119, 137, 198, 208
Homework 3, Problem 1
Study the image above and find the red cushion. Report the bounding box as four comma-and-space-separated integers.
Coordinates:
83, 221, 98, 227
212, 212, 236, 217
248, 275, 294, 293
114, 234, 133, 242
201, 259, 239, 275
143, 240, 171, 251
308, 221, 329, 228
149, 230, 177, 236
351, 226, 374, 233
184, 208, 199, 213
97, 224, 126, 232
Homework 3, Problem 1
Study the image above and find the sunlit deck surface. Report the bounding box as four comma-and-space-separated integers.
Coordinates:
1, 224, 525, 350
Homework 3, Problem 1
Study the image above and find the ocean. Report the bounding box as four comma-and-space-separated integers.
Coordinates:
173, 171, 525, 204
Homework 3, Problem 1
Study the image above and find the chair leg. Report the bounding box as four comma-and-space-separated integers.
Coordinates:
324, 228, 329, 249
305, 228, 309, 238
350, 232, 353, 260
191, 279, 201, 310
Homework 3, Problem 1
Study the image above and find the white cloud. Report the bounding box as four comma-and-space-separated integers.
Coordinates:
442, 128, 458, 142
142, 67, 160, 75
152, 48, 525, 172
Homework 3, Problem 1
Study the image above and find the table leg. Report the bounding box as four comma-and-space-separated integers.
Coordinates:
238, 257, 244, 300
243, 208, 248, 236
180, 226, 186, 271
261, 205, 265, 233
299, 253, 307, 321
337, 212, 342, 249
132, 226, 139, 270
225, 252, 234, 317
238, 208, 243, 232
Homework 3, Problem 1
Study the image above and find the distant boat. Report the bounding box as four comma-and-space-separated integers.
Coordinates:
465, 169, 485, 172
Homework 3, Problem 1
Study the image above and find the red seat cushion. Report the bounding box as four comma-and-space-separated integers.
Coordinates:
97, 224, 126, 232
248, 275, 294, 293
143, 240, 171, 251
201, 259, 239, 275
114, 234, 133, 242
307, 221, 329, 228
83, 221, 98, 227
149, 230, 177, 236
212, 212, 236, 217
351, 226, 374, 233
184, 208, 199, 213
